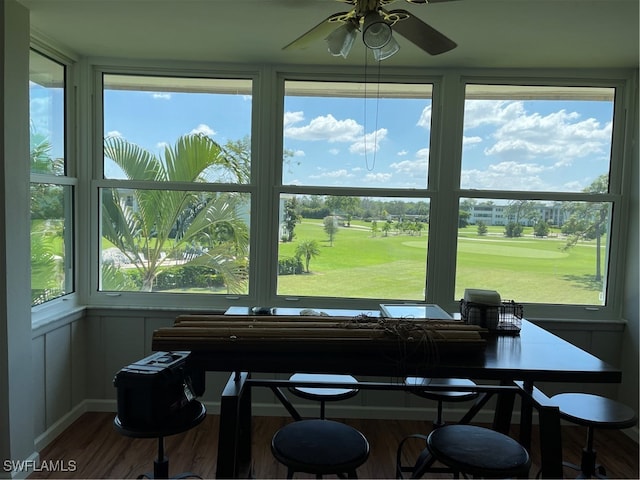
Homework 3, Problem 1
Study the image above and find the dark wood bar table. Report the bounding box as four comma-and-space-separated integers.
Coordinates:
152, 312, 622, 479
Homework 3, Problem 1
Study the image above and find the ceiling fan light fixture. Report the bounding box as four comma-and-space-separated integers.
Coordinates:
325, 22, 357, 58
372, 35, 400, 61
362, 11, 392, 50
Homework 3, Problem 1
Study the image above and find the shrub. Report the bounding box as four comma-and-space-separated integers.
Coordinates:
278, 256, 304, 275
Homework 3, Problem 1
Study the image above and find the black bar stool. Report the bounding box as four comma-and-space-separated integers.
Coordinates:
550, 392, 637, 479
272, 419, 370, 478
114, 400, 206, 479
405, 377, 478, 427
426, 424, 531, 478
288, 373, 359, 419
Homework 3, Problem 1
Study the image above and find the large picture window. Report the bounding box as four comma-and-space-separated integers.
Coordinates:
94, 69, 629, 317
277, 80, 433, 300
29, 49, 74, 306
100, 75, 252, 295
456, 85, 616, 306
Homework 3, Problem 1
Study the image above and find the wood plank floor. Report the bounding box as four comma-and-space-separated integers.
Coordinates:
29, 412, 638, 479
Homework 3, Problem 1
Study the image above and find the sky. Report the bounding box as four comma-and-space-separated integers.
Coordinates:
95, 84, 615, 193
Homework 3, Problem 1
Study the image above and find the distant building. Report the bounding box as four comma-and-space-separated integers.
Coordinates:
466, 203, 568, 227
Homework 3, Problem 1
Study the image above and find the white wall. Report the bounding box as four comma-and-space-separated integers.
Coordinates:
619, 71, 639, 422
0, 2, 35, 477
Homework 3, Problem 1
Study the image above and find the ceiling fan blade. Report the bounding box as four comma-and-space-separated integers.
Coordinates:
389, 9, 457, 55
283, 12, 352, 50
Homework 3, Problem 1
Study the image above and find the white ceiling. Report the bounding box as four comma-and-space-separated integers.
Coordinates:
18, 0, 640, 69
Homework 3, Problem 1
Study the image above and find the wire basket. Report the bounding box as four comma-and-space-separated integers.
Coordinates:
460, 299, 523, 335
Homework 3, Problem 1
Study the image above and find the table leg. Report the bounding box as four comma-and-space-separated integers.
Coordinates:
493, 380, 515, 434
270, 386, 303, 421
216, 372, 252, 479
519, 380, 534, 451
514, 380, 564, 479
237, 373, 253, 476
538, 403, 563, 478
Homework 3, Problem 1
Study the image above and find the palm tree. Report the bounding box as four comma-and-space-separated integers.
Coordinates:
30, 131, 67, 304
295, 240, 320, 273
102, 133, 249, 292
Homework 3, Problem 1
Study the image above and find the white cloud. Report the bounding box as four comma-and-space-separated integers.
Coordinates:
285, 113, 363, 143
152, 93, 171, 100
464, 100, 525, 129
363, 172, 393, 183
415, 147, 430, 159
349, 128, 387, 155
416, 105, 432, 129
463, 136, 483, 146
488, 161, 547, 175
390, 158, 428, 175
190, 124, 216, 136
397, 149, 408, 156
309, 169, 353, 180
283, 111, 390, 157
391, 149, 428, 170
486, 109, 612, 163
106, 130, 123, 138
284, 111, 305, 128
293, 149, 305, 157
461, 161, 550, 191
156, 141, 169, 150
384, 148, 430, 186
462, 100, 612, 192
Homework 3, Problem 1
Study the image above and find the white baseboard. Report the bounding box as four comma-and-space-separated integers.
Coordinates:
202, 401, 506, 425
43, 398, 502, 424
33, 398, 638, 458
83, 398, 118, 413
33, 400, 90, 452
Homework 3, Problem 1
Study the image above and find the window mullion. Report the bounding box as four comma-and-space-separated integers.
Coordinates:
427, 73, 465, 313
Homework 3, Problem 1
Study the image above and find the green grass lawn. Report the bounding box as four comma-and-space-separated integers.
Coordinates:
277, 220, 606, 304
98, 218, 606, 305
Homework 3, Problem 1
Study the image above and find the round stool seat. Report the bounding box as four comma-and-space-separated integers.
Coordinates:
114, 400, 207, 438
551, 393, 637, 429
289, 373, 359, 401
405, 377, 478, 401
426, 424, 531, 478
272, 419, 369, 477
114, 401, 206, 479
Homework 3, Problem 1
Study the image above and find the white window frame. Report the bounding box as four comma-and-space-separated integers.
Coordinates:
83, 61, 634, 322
30, 40, 81, 328
89, 65, 260, 310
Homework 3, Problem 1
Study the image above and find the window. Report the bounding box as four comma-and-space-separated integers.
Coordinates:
93, 68, 631, 318
277, 80, 433, 300
99, 74, 252, 295
456, 85, 616, 306
29, 49, 74, 306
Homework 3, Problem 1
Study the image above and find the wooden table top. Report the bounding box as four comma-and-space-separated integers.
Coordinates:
152, 310, 621, 384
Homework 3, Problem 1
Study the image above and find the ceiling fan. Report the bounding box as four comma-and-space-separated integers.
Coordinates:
283, 0, 457, 61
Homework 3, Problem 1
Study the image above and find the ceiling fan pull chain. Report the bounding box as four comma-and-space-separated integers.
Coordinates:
363, 49, 380, 172
363, 49, 372, 171
371, 59, 382, 171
